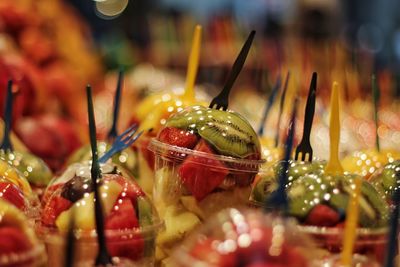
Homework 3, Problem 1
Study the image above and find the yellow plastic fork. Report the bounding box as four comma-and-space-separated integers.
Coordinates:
183, 25, 202, 103
325, 82, 344, 175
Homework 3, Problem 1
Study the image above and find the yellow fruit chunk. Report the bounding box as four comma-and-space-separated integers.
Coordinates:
342, 149, 400, 178
0, 160, 32, 195
56, 180, 123, 231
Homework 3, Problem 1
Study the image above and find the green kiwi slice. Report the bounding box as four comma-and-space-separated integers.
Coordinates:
165, 106, 260, 158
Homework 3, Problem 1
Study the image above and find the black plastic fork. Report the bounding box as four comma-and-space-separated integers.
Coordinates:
295, 72, 317, 162
209, 30, 256, 110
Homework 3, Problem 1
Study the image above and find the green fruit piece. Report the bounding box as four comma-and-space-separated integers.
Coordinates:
165, 106, 260, 158
56, 180, 122, 231
251, 174, 278, 204
157, 205, 200, 247
287, 174, 329, 219
369, 160, 400, 199
359, 181, 389, 227
0, 150, 52, 187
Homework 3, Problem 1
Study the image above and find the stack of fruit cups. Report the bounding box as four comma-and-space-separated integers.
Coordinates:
0, 159, 40, 220
0, 199, 46, 267
38, 160, 163, 267
171, 207, 319, 267
149, 105, 264, 264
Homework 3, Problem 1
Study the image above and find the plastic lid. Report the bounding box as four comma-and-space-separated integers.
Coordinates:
172, 207, 318, 266
0, 150, 53, 187
156, 105, 261, 160
287, 172, 389, 228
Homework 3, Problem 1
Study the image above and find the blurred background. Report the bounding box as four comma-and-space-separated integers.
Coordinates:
2, 0, 400, 166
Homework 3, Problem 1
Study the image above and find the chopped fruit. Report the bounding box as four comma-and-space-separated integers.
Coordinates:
111, 175, 145, 200
106, 199, 139, 229
158, 127, 199, 149
178, 140, 228, 201
0, 227, 32, 254
41, 195, 72, 226
304, 204, 341, 227
0, 182, 26, 210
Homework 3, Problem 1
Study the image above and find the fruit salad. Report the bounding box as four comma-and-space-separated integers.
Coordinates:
0, 150, 52, 199
0, 159, 39, 218
0, 199, 46, 267
286, 172, 389, 262
39, 161, 162, 266
342, 149, 400, 178
250, 160, 325, 205
149, 105, 263, 263
171, 208, 319, 267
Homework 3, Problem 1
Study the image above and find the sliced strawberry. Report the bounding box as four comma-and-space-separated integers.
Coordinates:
178, 140, 228, 201
304, 204, 340, 227
190, 238, 236, 267
42, 183, 63, 205
0, 227, 32, 254
41, 196, 72, 226
0, 182, 26, 210
106, 199, 144, 260
158, 127, 199, 149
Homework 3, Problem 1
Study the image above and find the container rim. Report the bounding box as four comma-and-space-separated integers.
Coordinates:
0, 242, 46, 265
149, 139, 265, 172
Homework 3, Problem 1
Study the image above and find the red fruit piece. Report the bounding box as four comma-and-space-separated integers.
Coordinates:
178, 140, 228, 201
139, 137, 155, 170
106, 199, 144, 260
42, 183, 63, 204
158, 127, 199, 149
107, 175, 145, 201
0, 227, 32, 254
41, 195, 72, 226
0, 182, 26, 210
190, 238, 236, 267
305, 204, 340, 227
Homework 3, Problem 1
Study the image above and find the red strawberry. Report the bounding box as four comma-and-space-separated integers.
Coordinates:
178, 140, 228, 201
42, 183, 63, 204
190, 238, 236, 267
106, 199, 144, 260
0, 182, 26, 210
41, 195, 72, 226
305, 204, 340, 227
158, 127, 199, 149
0, 227, 32, 254
106, 175, 145, 201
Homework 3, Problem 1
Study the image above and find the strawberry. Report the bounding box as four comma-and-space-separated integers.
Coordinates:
304, 204, 340, 227
41, 195, 72, 226
158, 127, 199, 149
107, 175, 145, 201
178, 140, 228, 201
0, 182, 26, 210
106, 199, 144, 260
190, 238, 236, 267
0, 227, 32, 254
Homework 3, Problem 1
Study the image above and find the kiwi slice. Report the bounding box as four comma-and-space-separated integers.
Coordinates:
166, 106, 260, 158
287, 174, 329, 219
251, 175, 278, 204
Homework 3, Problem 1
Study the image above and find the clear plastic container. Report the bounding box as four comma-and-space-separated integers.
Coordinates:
314, 253, 381, 267
172, 207, 319, 267
39, 162, 163, 266
149, 105, 264, 262
368, 160, 400, 200
0, 199, 47, 267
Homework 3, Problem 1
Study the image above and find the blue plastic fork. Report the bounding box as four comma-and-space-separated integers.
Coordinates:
99, 124, 143, 163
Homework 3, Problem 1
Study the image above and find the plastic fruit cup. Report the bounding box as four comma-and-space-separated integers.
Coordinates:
172, 208, 319, 267
298, 225, 388, 264
149, 139, 264, 260
36, 223, 162, 267
0, 243, 46, 267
